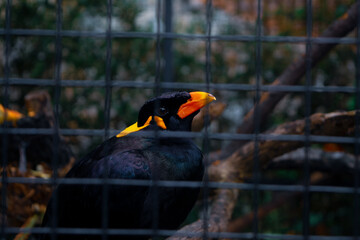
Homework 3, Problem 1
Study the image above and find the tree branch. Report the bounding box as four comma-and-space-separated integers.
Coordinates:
168, 110, 357, 239
267, 147, 358, 173
170, 2, 360, 236
220, 1, 359, 159
227, 172, 328, 233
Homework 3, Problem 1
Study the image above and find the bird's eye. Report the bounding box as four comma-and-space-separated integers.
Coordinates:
156, 106, 168, 117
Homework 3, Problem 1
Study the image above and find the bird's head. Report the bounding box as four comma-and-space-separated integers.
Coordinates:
117, 91, 216, 138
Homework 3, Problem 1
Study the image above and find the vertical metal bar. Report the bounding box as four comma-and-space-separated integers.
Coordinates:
303, 0, 312, 239
354, 1, 360, 239
163, 0, 173, 88
252, 0, 262, 239
104, 0, 113, 148
205, 0, 212, 89
202, 0, 212, 239
50, 0, 62, 239
102, 0, 113, 239
151, 0, 162, 238
155, 0, 162, 98
1, 1, 11, 239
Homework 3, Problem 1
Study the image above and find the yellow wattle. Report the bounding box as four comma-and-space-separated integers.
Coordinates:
116, 116, 166, 138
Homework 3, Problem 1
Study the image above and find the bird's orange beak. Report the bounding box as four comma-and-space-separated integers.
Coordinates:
0, 104, 24, 125
177, 91, 216, 119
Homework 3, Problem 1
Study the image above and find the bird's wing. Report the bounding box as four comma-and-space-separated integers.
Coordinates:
43, 144, 153, 230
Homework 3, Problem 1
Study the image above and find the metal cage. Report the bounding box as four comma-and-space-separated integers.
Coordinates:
1, 0, 360, 239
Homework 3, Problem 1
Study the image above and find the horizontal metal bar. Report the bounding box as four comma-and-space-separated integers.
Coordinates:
1, 226, 253, 239
0, 127, 357, 144
3, 226, 355, 240
0, 78, 358, 93
256, 233, 354, 240
5, 177, 359, 194
4, 226, 170, 237
0, 29, 358, 44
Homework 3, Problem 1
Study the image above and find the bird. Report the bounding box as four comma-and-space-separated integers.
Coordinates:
40, 91, 216, 240
0, 91, 74, 172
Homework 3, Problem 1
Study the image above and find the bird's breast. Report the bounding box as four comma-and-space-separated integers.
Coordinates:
142, 138, 204, 181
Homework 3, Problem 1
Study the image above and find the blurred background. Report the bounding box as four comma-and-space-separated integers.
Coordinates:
0, 0, 359, 239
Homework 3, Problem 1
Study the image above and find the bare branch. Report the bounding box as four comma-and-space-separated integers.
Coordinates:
192, 102, 226, 132
268, 147, 358, 173
168, 110, 357, 239
227, 173, 329, 233
220, 1, 359, 159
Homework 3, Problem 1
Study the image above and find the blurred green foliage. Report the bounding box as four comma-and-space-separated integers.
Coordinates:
1, 0, 358, 237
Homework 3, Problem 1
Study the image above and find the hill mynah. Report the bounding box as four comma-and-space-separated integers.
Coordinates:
41, 91, 216, 240
0, 91, 74, 172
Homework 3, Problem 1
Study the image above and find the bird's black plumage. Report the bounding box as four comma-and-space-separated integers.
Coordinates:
0, 112, 74, 171
41, 91, 215, 240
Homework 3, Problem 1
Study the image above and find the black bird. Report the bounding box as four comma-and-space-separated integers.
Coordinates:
41, 91, 216, 240
0, 91, 74, 172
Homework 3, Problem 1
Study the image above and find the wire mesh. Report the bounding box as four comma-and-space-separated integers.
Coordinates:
1, 0, 360, 239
